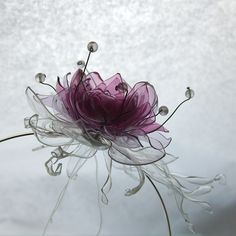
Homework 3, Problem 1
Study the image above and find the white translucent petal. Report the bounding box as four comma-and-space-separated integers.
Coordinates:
125, 166, 145, 196
101, 155, 113, 204
108, 141, 166, 165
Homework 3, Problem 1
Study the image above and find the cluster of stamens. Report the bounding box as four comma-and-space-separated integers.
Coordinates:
34, 41, 194, 125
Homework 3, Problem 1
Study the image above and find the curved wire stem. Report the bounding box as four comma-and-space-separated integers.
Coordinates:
41, 82, 57, 92
155, 97, 190, 132
145, 174, 172, 236
83, 51, 91, 75
0, 132, 34, 143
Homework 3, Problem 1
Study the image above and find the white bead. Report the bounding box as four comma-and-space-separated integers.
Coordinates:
35, 73, 46, 83
87, 41, 98, 52
77, 60, 85, 68
185, 87, 194, 99
159, 106, 169, 116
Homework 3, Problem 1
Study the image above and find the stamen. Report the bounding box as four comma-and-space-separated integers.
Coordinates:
35, 73, 56, 92
156, 87, 194, 131
83, 41, 98, 75
35, 73, 46, 83
185, 87, 194, 99
77, 60, 85, 69
77, 60, 90, 75
159, 106, 169, 116
115, 82, 128, 93
75, 42, 98, 96
83, 52, 91, 76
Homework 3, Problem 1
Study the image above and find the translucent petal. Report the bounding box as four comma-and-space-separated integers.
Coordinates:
66, 156, 87, 179
214, 174, 226, 185
108, 141, 166, 166
70, 143, 97, 159
27, 115, 74, 147
25, 87, 56, 120
101, 156, 113, 204
138, 132, 172, 150
142, 156, 223, 230
160, 153, 179, 164
188, 185, 213, 197
125, 166, 145, 196
172, 173, 224, 185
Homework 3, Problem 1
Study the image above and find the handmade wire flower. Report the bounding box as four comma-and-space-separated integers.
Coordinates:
1, 41, 225, 236
26, 68, 171, 167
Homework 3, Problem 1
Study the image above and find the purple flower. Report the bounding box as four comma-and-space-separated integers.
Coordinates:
57, 69, 167, 138
25, 69, 171, 168
25, 68, 223, 232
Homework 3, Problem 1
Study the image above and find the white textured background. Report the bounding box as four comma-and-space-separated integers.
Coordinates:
0, 0, 236, 235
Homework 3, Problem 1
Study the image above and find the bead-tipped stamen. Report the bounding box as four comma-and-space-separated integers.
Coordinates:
82, 41, 98, 75
155, 88, 194, 131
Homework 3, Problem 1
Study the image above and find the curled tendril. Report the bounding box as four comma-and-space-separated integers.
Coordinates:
101, 154, 113, 205
45, 147, 69, 176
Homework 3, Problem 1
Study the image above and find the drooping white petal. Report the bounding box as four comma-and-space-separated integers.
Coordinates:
108, 141, 166, 165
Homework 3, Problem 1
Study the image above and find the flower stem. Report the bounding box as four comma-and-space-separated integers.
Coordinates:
41, 82, 57, 92
0, 132, 34, 143
145, 174, 172, 236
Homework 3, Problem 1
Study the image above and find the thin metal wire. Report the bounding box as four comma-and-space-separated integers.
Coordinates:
0, 132, 34, 143
41, 82, 57, 92
0, 135, 172, 236
83, 51, 91, 75
145, 174, 172, 236
155, 98, 190, 131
